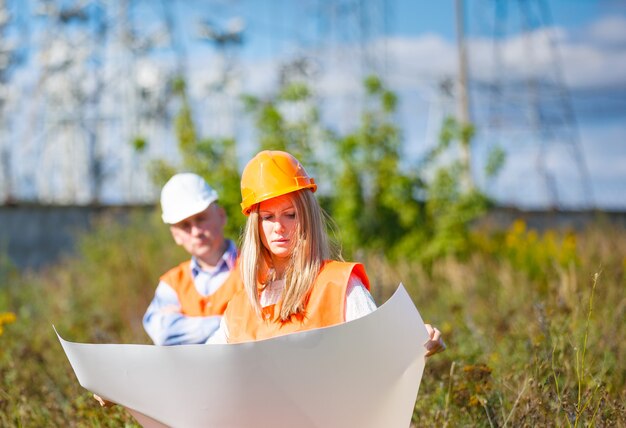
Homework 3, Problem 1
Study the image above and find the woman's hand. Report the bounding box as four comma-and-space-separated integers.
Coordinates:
424, 324, 446, 357
93, 394, 114, 408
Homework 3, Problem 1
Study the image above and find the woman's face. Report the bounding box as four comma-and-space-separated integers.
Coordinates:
258, 193, 298, 261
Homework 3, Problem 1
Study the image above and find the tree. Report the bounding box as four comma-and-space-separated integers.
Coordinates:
156, 74, 504, 265
330, 76, 426, 258
149, 77, 243, 238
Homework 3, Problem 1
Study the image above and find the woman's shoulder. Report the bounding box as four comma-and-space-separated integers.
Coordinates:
321, 259, 364, 270
319, 260, 370, 290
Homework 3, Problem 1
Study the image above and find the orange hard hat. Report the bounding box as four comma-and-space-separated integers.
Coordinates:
240, 150, 317, 215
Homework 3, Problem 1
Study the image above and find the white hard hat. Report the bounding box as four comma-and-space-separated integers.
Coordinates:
160, 173, 219, 224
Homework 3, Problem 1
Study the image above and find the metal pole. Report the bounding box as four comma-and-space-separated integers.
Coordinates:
455, 0, 473, 188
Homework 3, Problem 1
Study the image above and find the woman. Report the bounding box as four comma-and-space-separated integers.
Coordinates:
209, 150, 445, 356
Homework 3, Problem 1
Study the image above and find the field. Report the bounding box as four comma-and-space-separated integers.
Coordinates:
0, 210, 624, 427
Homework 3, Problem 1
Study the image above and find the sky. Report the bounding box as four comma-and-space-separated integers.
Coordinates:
172, 0, 626, 210
1, 0, 625, 210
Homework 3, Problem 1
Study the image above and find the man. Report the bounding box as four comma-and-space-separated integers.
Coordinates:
142, 172, 239, 345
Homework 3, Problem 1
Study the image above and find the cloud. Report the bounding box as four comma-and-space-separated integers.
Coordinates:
384, 34, 457, 84
236, 14, 626, 106
586, 15, 626, 46
472, 19, 626, 89
372, 17, 626, 91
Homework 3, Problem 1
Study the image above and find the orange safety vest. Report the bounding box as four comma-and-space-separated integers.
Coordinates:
160, 260, 242, 316
224, 260, 370, 343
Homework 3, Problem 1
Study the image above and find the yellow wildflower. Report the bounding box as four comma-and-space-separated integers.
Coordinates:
0, 311, 16, 336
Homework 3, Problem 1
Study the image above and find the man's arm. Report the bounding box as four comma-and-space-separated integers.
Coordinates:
142, 281, 222, 345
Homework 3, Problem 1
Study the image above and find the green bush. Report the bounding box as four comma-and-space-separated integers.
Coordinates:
0, 209, 182, 426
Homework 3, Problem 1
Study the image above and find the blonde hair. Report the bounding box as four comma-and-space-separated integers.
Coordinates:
239, 189, 332, 320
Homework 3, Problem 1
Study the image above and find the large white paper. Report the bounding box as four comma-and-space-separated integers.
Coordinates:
56, 284, 429, 428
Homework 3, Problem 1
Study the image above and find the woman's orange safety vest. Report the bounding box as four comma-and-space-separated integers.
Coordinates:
160, 260, 242, 316
224, 260, 370, 343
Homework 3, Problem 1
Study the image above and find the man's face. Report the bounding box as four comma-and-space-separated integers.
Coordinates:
170, 204, 226, 263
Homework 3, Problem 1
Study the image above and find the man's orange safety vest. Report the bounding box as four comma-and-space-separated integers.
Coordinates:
160, 260, 242, 316
224, 260, 370, 343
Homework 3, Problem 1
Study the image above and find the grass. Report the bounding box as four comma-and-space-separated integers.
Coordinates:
0, 210, 625, 426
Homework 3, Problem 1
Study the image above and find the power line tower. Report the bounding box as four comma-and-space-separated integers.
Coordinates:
0, 0, 28, 204
28, 0, 110, 204
314, 0, 389, 80
296, 0, 390, 141
12, 0, 183, 204
481, 0, 594, 209
197, 11, 245, 140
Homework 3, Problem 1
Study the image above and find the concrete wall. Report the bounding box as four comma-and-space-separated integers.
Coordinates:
1, 204, 624, 271
0, 205, 154, 270
477, 207, 626, 231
